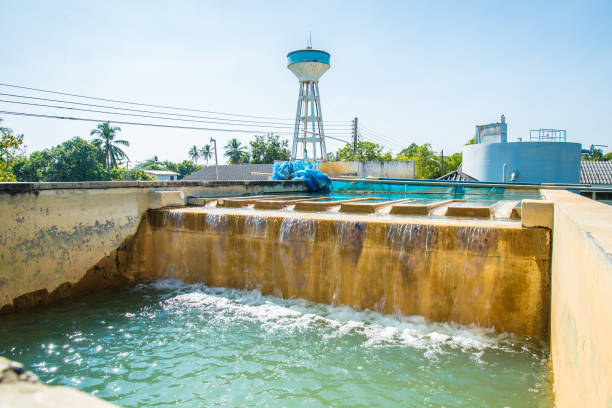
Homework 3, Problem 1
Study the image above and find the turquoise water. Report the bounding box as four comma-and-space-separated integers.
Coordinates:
1, 280, 553, 407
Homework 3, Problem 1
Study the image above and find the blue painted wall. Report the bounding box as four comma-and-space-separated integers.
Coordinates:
287, 49, 330, 65
462, 142, 581, 184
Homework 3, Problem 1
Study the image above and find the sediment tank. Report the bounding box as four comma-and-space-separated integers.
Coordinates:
1, 180, 610, 407
125, 208, 551, 338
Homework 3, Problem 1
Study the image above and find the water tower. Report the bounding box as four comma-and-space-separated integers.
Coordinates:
287, 45, 330, 161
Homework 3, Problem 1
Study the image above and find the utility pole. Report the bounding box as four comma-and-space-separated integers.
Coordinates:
352, 117, 358, 161
210, 137, 219, 181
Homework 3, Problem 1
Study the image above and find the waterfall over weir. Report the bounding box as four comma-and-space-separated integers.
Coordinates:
127, 208, 551, 338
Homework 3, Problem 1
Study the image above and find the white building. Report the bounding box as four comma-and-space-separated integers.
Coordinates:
143, 170, 180, 181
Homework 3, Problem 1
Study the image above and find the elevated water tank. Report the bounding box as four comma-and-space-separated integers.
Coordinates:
287, 46, 331, 161
287, 49, 330, 82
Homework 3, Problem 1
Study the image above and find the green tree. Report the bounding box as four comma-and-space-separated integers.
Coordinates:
90, 122, 129, 171
0, 120, 24, 181
224, 138, 249, 164
125, 169, 155, 180
582, 147, 610, 161
188, 145, 200, 164
443, 152, 462, 174
12, 137, 107, 182
176, 160, 202, 178
395, 143, 442, 179
160, 160, 202, 178
412, 144, 441, 179
106, 167, 155, 181
134, 159, 202, 179
398, 143, 419, 158
135, 157, 165, 171
199, 144, 213, 166
249, 134, 291, 164
336, 141, 392, 162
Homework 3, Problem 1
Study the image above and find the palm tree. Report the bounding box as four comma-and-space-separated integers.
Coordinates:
199, 144, 212, 166
90, 122, 129, 171
224, 138, 247, 164
188, 145, 200, 164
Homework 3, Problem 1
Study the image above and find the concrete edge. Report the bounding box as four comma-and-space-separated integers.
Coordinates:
541, 189, 612, 258
0, 180, 308, 193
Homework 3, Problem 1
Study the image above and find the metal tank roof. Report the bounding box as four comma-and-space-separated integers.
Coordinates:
287, 49, 330, 81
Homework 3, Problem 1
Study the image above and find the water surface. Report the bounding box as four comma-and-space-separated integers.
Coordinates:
1, 280, 552, 407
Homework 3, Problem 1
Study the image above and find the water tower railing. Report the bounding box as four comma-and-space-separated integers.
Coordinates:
529, 129, 567, 142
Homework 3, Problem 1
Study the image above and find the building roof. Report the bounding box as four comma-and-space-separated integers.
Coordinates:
437, 167, 478, 182
581, 161, 612, 185
144, 170, 180, 176
183, 164, 272, 181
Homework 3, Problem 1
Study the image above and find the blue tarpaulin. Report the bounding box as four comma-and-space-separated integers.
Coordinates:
271, 161, 330, 192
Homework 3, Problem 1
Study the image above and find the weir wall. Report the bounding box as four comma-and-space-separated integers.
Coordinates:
128, 208, 551, 337
0, 180, 307, 311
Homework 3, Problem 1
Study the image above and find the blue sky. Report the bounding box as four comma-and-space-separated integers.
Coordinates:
1, 0, 610, 164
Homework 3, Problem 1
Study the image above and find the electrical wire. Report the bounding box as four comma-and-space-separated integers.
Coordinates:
0, 103, 353, 136
359, 125, 404, 150
0, 92, 348, 127
0, 110, 295, 134
359, 129, 401, 148
0, 82, 350, 122
0, 92, 354, 128
0, 110, 356, 142
0, 99, 306, 129
360, 123, 403, 146
0, 84, 397, 151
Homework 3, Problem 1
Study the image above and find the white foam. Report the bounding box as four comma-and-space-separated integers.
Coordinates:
140, 280, 543, 360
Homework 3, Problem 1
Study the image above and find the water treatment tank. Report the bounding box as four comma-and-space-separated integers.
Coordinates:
287, 48, 330, 82
462, 142, 582, 184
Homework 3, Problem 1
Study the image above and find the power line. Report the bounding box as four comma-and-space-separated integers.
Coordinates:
359, 129, 402, 149
0, 110, 295, 134
0, 92, 345, 127
360, 127, 398, 145
360, 123, 402, 146
0, 99, 301, 129
359, 125, 405, 150
0, 100, 353, 134
0, 110, 357, 142
0, 82, 350, 123
0, 92, 354, 128
362, 134, 402, 150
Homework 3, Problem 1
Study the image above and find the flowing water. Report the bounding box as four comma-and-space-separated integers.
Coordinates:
0, 280, 553, 407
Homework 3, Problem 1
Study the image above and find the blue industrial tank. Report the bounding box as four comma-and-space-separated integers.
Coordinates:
462, 142, 582, 184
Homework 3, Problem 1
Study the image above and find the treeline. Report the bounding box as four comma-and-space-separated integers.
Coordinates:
214, 135, 462, 179
9, 137, 203, 182
327, 141, 461, 179
0, 121, 203, 182
1, 117, 469, 182
186, 134, 290, 166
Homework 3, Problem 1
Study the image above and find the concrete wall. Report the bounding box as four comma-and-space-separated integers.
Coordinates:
1, 356, 118, 407
0, 180, 307, 311
543, 189, 612, 408
462, 142, 581, 183
320, 161, 415, 178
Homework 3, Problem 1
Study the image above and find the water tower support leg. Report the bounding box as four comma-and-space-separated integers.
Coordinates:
315, 82, 326, 160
